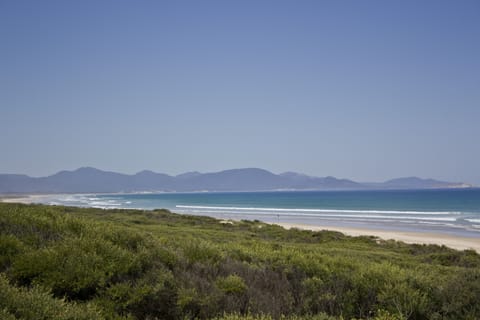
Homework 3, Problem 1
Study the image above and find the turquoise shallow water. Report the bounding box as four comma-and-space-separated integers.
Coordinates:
41, 189, 480, 237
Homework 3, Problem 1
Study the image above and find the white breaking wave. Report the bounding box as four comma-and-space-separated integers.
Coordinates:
175, 205, 460, 216
177, 208, 457, 221
48, 195, 124, 208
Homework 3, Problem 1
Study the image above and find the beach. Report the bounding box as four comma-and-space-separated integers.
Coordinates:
2, 193, 480, 252
0, 195, 51, 204
277, 222, 480, 252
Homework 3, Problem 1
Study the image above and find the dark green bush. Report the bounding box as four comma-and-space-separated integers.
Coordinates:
0, 273, 102, 320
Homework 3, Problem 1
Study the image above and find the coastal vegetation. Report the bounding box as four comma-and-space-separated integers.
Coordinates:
0, 202, 479, 319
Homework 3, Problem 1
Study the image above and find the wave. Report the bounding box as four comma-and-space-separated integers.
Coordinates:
177, 210, 457, 221
46, 195, 124, 208
175, 205, 461, 216
177, 208, 458, 221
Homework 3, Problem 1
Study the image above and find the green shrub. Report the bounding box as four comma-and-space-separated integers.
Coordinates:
99, 274, 178, 320
0, 234, 25, 270
216, 275, 247, 295
183, 240, 223, 265
372, 309, 405, 320
213, 313, 337, 320
12, 237, 137, 299
0, 308, 16, 320
0, 273, 102, 320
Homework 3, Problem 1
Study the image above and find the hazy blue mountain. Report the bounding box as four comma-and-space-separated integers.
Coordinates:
0, 168, 472, 194
377, 177, 471, 189
177, 168, 288, 191
280, 172, 312, 179
280, 172, 362, 190
0, 174, 35, 193
132, 170, 174, 191
175, 172, 202, 179
35, 167, 133, 193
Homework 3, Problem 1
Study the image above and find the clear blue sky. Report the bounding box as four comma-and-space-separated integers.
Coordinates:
1, 0, 479, 184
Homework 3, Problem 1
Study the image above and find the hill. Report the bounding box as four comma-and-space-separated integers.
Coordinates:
0, 167, 472, 194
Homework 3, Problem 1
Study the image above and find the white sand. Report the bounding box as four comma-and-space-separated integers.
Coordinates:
0, 195, 52, 204
277, 222, 480, 252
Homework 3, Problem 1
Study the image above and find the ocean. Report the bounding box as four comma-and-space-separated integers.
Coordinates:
39, 189, 480, 237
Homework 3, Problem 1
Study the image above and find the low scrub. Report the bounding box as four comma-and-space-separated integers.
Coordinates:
0, 203, 479, 319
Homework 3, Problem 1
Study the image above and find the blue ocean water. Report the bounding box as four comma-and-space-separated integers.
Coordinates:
41, 189, 480, 237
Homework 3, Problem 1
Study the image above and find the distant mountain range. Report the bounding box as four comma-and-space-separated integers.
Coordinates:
0, 167, 473, 194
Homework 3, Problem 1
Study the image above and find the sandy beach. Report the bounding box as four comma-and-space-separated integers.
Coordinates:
277, 222, 480, 252
2, 195, 480, 252
0, 195, 52, 204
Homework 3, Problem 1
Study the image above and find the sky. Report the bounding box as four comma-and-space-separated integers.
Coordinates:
1, 0, 479, 184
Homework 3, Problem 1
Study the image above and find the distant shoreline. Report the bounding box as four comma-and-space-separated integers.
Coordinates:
1, 186, 479, 197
